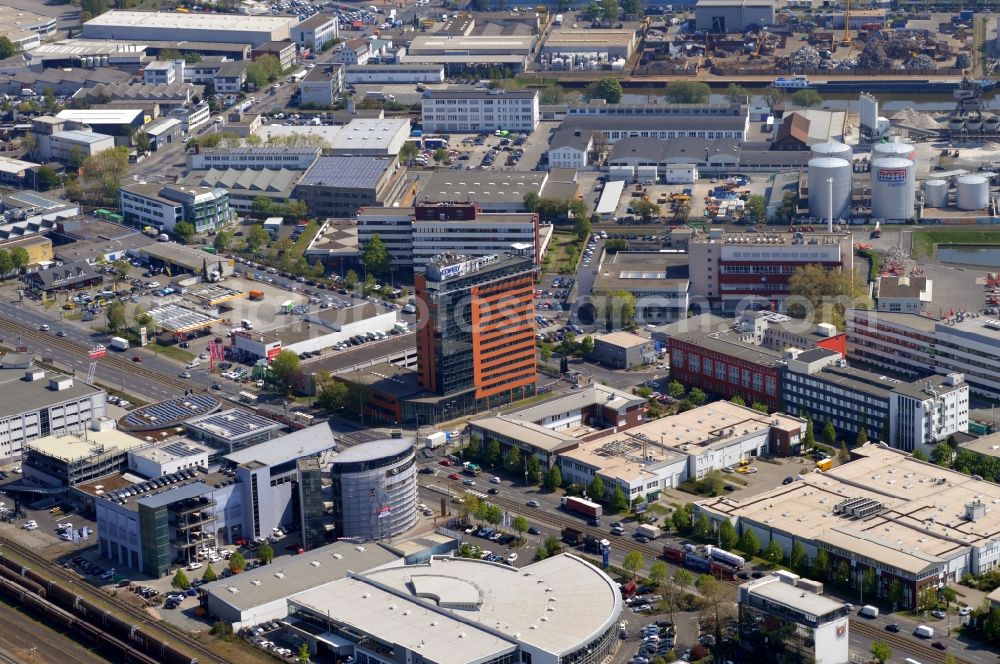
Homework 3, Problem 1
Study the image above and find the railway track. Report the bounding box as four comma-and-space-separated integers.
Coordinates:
430, 482, 977, 664
0, 317, 195, 395
0, 536, 227, 664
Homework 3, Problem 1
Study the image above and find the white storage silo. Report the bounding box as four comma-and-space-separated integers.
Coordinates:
811, 141, 853, 162
872, 142, 915, 161
924, 179, 949, 208
808, 157, 852, 220
967, 116, 984, 132
871, 157, 916, 219
956, 175, 990, 210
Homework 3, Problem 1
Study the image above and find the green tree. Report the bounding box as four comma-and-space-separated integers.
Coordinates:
739, 529, 760, 557
133, 304, 152, 328
298, 642, 310, 664
812, 548, 830, 581
543, 465, 562, 490
362, 233, 391, 278
912, 448, 929, 461
649, 560, 668, 587
35, 166, 59, 191
599, 0, 621, 23
719, 519, 738, 550
730, 395, 745, 406
804, 417, 815, 447
171, 569, 190, 590
9, 247, 29, 274
588, 476, 606, 502
609, 485, 628, 512
134, 132, 150, 154
932, 442, 955, 467
870, 641, 891, 664
838, 441, 850, 463
668, 380, 685, 398
486, 439, 502, 469
580, 335, 595, 356
210, 620, 234, 639
173, 221, 196, 244
105, 300, 127, 333
504, 444, 522, 474
791, 89, 824, 108
790, 541, 808, 574
585, 77, 623, 103
246, 54, 283, 90
835, 560, 850, 587
252, 196, 276, 216
622, 550, 644, 579
344, 268, 359, 290
856, 426, 869, 447
689, 388, 706, 405
751, 402, 769, 413
631, 200, 661, 221
724, 83, 749, 105
674, 568, 693, 588
213, 229, 233, 253
523, 191, 540, 212
74, 147, 130, 206
399, 141, 419, 164
247, 224, 270, 251
202, 564, 217, 583
539, 344, 553, 364
316, 377, 348, 412
468, 435, 482, 461
230, 551, 246, 574
822, 420, 837, 447
862, 567, 877, 598
270, 349, 301, 395
525, 454, 541, 485
788, 262, 868, 330
572, 205, 592, 240
745, 194, 766, 223
665, 80, 711, 104
764, 539, 784, 564
694, 513, 711, 540
0, 37, 18, 60
512, 515, 529, 538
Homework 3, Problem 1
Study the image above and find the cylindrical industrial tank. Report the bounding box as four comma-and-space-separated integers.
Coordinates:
967, 116, 984, 132
808, 157, 852, 220
956, 175, 990, 210
811, 141, 853, 162
871, 157, 916, 219
924, 179, 949, 208
872, 142, 915, 161
950, 117, 966, 132
986, 115, 1000, 132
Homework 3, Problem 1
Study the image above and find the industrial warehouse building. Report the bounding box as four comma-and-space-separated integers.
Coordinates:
205, 547, 623, 664
82, 10, 298, 47
698, 443, 1000, 609
694, 0, 776, 32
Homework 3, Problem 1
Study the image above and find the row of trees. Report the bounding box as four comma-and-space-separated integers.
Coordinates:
251, 196, 308, 220
585, 78, 713, 105
64, 146, 130, 207
246, 55, 284, 91
0, 246, 31, 279
523, 193, 590, 234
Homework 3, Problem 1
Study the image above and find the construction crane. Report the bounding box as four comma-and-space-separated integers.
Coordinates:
841, 0, 852, 46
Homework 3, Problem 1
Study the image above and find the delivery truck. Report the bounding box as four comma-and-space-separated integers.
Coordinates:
109, 337, 129, 351
859, 605, 879, 618
636, 523, 660, 540
561, 527, 585, 546
423, 431, 446, 449
561, 496, 603, 519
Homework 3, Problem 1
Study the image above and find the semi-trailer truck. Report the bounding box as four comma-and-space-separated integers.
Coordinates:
561, 496, 602, 518
561, 527, 585, 546
636, 523, 660, 540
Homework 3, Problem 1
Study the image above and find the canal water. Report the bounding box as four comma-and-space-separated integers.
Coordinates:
937, 244, 1000, 267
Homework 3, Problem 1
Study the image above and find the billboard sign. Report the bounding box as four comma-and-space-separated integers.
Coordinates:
634, 501, 649, 514
139, 326, 148, 347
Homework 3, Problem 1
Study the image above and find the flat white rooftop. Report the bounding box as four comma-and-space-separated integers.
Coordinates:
83, 10, 296, 32
57, 108, 143, 125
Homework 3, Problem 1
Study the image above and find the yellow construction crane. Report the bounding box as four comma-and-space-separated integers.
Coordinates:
841, 0, 852, 46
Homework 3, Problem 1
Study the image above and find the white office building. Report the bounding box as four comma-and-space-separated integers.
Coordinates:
0, 367, 107, 462
118, 183, 231, 233
345, 64, 444, 84
291, 13, 339, 51
186, 146, 320, 171
412, 213, 538, 269
421, 88, 539, 133
144, 60, 184, 85
848, 310, 1000, 400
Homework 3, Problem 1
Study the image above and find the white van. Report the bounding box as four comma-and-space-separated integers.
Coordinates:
402, 304, 417, 314
859, 605, 879, 618
241, 319, 254, 330
913, 625, 934, 639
